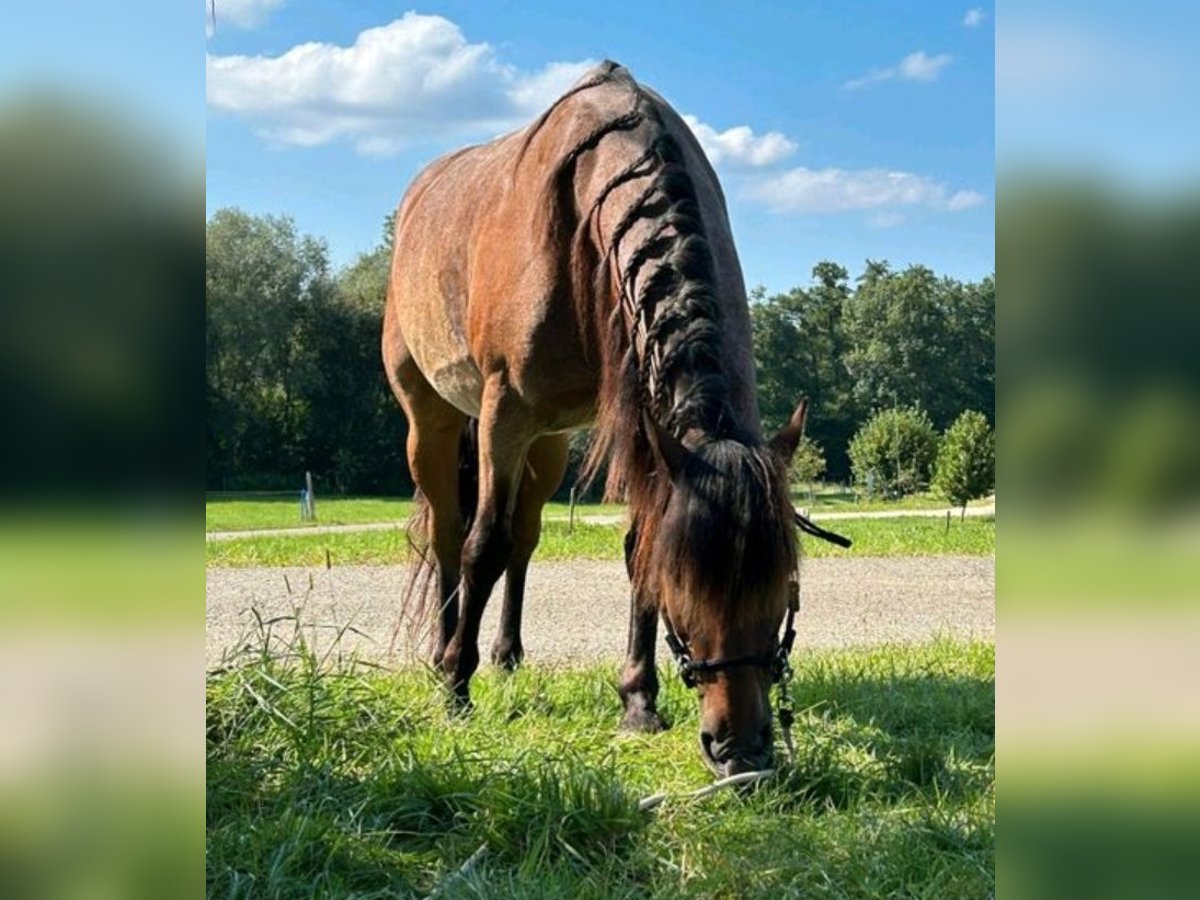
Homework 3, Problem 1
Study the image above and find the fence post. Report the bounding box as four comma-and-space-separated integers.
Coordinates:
945, 509, 951, 533
568, 485, 576, 535
306, 470, 316, 521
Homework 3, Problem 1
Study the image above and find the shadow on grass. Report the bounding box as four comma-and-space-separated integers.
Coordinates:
206, 641, 993, 898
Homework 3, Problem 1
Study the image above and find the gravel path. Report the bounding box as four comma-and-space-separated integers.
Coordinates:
206, 557, 993, 669
205, 504, 995, 541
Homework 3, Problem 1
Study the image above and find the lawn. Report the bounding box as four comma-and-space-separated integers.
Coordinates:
207, 637, 994, 898
205, 487, 990, 533
205, 496, 626, 533
206, 516, 995, 568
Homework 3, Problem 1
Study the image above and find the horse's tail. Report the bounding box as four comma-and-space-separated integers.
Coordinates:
398, 419, 479, 653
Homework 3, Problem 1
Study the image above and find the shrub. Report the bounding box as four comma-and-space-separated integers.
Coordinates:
848, 408, 939, 497
933, 411, 995, 510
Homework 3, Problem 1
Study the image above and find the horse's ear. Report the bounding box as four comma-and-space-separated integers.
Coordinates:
643, 413, 687, 479
769, 397, 808, 463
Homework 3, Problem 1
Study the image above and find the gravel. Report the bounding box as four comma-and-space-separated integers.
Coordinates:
206, 557, 994, 670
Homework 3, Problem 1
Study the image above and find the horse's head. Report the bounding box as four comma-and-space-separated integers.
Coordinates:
640, 400, 809, 776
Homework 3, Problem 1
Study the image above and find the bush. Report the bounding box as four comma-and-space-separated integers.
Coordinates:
848, 408, 939, 497
933, 411, 995, 510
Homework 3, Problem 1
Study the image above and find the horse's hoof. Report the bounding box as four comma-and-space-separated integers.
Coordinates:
620, 708, 669, 734
490, 643, 524, 672
445, 680, 474, 717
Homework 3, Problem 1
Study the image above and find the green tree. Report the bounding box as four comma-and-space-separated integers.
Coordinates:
206, 209, 333, 487
751, 262, 856, 479
789, 435, 827, 501
842, 263, 994, 430
206, 209, 411, 494
933, 410, 995, 513
848, 407, 939, 497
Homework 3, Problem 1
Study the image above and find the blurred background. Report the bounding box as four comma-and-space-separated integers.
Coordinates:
1000, 1, 1200, 896
0, 3, 197, 899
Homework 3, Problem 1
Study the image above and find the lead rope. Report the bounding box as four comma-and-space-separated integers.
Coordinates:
775, 578, 799, 765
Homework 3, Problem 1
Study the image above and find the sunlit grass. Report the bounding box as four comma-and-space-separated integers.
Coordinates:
205, 488, 990, 533
207, 633, 994, 898
206, 517, 995, 568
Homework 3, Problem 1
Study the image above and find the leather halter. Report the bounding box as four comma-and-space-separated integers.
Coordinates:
661, 579, 800, 689
660, 512, 849, 690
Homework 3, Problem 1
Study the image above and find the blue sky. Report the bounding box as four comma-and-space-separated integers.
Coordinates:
205, 1, 995, 292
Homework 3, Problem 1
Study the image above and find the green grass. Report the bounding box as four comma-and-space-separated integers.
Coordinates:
207, 635, 994, 898
205, 496, 626, 533
206, 497, 417, 532
790, 484, 994, 513
206, 516, 995, 568
205, 487, 988, 533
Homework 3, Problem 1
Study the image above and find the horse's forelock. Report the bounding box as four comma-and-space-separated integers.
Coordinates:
633, 439, 797, 620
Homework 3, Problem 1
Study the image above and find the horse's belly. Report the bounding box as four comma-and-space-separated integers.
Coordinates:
424, 355, 484, 417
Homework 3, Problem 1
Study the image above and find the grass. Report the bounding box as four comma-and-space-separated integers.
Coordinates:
205, 487, 989, 533
206, 516, 995, 568
207, 630, 994, 898
789, 484, 994, 513
205, 496, 626, 533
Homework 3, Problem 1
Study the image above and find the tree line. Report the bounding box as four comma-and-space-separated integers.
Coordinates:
206, 208, 994, 497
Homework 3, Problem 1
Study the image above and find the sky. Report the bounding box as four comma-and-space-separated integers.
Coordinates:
204, 1, 995, 293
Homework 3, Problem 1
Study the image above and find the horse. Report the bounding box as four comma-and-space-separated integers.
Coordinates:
383, 61, 809, 775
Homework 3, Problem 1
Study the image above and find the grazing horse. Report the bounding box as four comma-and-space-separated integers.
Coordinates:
383, 61, 808, 775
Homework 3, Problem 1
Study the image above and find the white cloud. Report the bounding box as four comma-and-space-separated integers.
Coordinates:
746, 167, 985, 216
205, 0, 284, 35
899, 51, 954, 81
681, 115, 797, 168
843, 50, 953, 90
963, 8, 988, 29
206, 13, 595, 153
867, 211, 907, 229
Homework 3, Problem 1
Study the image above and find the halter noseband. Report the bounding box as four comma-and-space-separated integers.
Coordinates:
661, 579, 800, 689
659, 510, 849, 690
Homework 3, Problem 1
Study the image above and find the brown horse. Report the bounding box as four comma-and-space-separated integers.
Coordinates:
383, 61, 807, 775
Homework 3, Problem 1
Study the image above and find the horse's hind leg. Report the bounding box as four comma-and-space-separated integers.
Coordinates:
491, 433, 569, 671
386, 342, 469, 665
441, 378, 532, 705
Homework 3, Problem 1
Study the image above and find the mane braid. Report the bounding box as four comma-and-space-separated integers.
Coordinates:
542, 69, 799, 609
583, 104, 733, 492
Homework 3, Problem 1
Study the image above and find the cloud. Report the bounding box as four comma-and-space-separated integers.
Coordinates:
843, 50, 953, 90
867, 211, 907, 229
963, 8, 988, 29
205, 0, 284, 35
746, 167, 986, 216
681, 115, 797, 168
206, 13, 595, 153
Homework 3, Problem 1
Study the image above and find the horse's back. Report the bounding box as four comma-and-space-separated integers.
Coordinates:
385, 112, 598, 426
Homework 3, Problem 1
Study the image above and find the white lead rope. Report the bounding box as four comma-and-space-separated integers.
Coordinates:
638, 769, 775, 811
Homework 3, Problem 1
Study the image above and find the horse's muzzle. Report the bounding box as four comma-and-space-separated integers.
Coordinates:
700, 727, 774, 777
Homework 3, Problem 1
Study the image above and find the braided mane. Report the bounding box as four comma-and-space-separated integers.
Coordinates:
530, 64, 797, 609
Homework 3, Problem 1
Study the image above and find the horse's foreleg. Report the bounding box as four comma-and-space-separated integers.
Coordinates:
618, 523, 669, 733
492, 433, 569, 671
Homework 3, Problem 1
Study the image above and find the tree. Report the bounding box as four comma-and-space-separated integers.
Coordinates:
933, 410, 995, 513
206, 208, 411, 494
789, 435, 827, 501
750, 262, 856, 479
848, 407, 939, 497
206, 209, 333, 487
842, 263, 994, 431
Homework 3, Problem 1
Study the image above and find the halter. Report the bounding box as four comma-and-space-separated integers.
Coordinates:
659, 511, 851, 759
660, 578, 800, 690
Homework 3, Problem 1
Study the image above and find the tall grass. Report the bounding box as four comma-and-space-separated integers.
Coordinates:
207, 618, 994, 897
